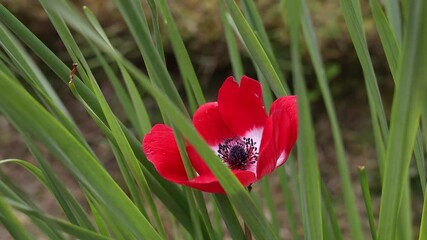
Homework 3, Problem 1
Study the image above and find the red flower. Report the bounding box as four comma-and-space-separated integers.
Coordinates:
142, 76, 298, 194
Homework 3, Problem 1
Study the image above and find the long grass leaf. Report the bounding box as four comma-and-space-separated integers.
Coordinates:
339, 0, 389, 170
285, 0, 323, 238
219, 0, 244, 79
299, 1, 363, 238
157, 0, 206, 108
241, 0, 290, 93
222, 0, 287, 97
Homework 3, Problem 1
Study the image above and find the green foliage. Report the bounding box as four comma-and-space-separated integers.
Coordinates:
0, 0, 426, 239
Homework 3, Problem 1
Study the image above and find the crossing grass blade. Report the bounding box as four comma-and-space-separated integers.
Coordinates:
377, 1, 427, 239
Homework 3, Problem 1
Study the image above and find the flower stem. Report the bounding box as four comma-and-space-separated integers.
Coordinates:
244, 185, 253, 240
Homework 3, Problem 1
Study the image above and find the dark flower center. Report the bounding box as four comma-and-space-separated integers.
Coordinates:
217, 137, 258, 170
229, 145, 248, 165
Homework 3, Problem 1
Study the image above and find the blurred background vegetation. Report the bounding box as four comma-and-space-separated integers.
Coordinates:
0, 0, 409, 238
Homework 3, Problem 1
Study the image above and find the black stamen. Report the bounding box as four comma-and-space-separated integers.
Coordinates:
217, 137, 258, 170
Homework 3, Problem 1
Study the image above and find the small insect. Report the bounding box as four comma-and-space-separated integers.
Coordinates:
69, 63, 78, 84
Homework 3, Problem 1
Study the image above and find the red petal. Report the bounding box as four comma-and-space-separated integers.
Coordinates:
256, 118, 276, 178
272, 96, 298, 156
181, 170, 256, 194
142, 124, 189, 182
218, 76, 268, 136
193, 102, 235, 146
186, 145, 212, 176
256, 96, 298, 179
